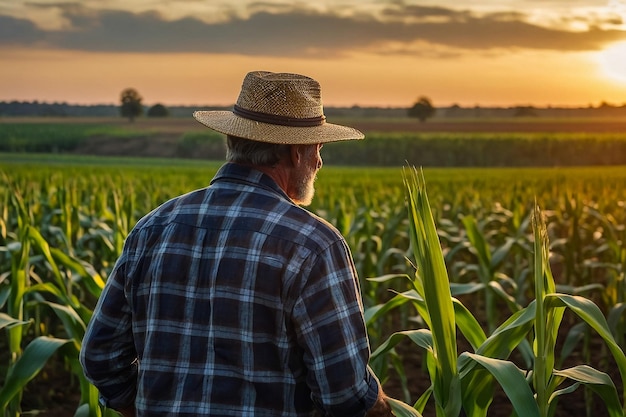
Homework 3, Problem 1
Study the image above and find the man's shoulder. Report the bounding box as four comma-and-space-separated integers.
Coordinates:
280, 205, 345, 248
133, 188, 209, 228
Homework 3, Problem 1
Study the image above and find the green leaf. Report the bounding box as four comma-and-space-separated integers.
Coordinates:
0, 278, 10, 309
371, 329, 433, 363
491, 237, 517, 269
607, 302, 626, 338
452, 298, 486, 351
414, 387, 433, 414
461, 352, 541, 417
0, 312, 28, 330
50, 247, 106, 297
476, 303, 535, 360
366, 273, 411, 283
461, 215, 491, 271
552, 365, 623, 417
387, 397, 424, 417
39, 300, 87, 341
0, 336, 73, 408
449, 282, 485, 297
558, 322, 586, 367
365, 294, 411, 326
545, 293, 626, 405
487, 280, 520, 311
460, 366, 494, 417
73, 403, 92, 417
27, 226, 66, 292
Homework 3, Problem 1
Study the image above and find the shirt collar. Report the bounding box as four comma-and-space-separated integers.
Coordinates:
210, 162, 292, 202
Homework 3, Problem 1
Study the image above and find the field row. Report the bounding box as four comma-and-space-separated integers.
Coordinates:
3, 120, 626, 165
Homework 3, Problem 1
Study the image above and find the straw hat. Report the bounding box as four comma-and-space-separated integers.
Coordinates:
193, 71, 364, 144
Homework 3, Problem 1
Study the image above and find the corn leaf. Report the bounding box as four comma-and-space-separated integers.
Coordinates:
449, 282, 485, 296
491, 238, 517, 269
367, 273, 411, 283
545, 293, 626, 407
388, 397, 424, 417
0, 336, 73, 409
461, 215, 491, 273
552, 365, 622, 417
365, 293, 411, 326
50, 246, 106, 296
27, 225, 66, 294
459, 366, 494, 417
0, 312, 28, 330
371, 329, 433, 362
476, 302, 535, 360
461, 352, 541, 417
403, 166, 460, 416
0, 277, 10, 309
39, 300, 87, 341
451, 298, 486, 351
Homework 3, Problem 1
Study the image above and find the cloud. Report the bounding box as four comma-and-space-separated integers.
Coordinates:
0, 15, 44, 45
1, 3, 625, 56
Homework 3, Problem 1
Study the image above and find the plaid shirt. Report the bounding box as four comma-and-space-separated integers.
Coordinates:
80, 163, 379, 417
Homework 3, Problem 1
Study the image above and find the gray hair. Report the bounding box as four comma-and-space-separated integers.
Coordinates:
226, 135, 291, 166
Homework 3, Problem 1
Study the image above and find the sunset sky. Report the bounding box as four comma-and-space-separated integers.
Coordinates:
1, 0, 626, 107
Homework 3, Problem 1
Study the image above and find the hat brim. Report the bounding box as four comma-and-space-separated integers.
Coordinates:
193, 111, 364, 144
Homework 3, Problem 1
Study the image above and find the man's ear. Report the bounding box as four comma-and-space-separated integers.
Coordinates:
289, 145, 303, 167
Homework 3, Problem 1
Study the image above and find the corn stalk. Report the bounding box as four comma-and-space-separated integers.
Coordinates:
371, 167, 537, 416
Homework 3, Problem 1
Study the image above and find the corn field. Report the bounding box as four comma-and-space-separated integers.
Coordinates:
1, 158, 625, 416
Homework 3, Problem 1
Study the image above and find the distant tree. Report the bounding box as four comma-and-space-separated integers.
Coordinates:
408, 96, 435, 122
120, 88, 143, 122
513, 106, 537, 117
444, 103, 463, 118
599, 101, 616, 109
147, 103, 169, 117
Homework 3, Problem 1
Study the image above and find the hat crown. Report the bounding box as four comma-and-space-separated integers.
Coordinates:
236, 71, 324, 119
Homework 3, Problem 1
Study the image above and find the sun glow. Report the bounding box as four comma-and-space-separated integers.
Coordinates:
598, 42, 626, 83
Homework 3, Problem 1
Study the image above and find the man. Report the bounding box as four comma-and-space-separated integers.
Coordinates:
80, 71, 394, 417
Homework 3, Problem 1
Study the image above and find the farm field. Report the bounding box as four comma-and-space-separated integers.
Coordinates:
4, 115, 626, 133
3, 116, 626, 166
1, 116, 626, 416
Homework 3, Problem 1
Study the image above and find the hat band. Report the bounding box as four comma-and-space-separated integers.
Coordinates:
233, 105, 326, 127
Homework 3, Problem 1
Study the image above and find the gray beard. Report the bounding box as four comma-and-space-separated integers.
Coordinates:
294, 169, 316, 206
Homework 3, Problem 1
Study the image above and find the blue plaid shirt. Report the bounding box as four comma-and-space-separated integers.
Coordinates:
80, 163, 380, 416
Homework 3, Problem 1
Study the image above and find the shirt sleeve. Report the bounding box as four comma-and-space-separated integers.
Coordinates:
291, 237, 380, 417
79, 233, 138, 409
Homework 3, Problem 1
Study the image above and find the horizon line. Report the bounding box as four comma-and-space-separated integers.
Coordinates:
2, 100, 626, 110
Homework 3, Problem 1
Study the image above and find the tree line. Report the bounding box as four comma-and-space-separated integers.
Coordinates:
2, 87, 626, 120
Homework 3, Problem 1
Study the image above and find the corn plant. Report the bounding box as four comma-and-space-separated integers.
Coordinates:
0, 182, 113, 416
369, 167, 626, 417
529, 202, 626, 417
458, 213, 526, 332
370, 167, 538, 417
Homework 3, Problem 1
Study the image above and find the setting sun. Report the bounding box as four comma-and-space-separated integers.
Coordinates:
599, 42, 626, 83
